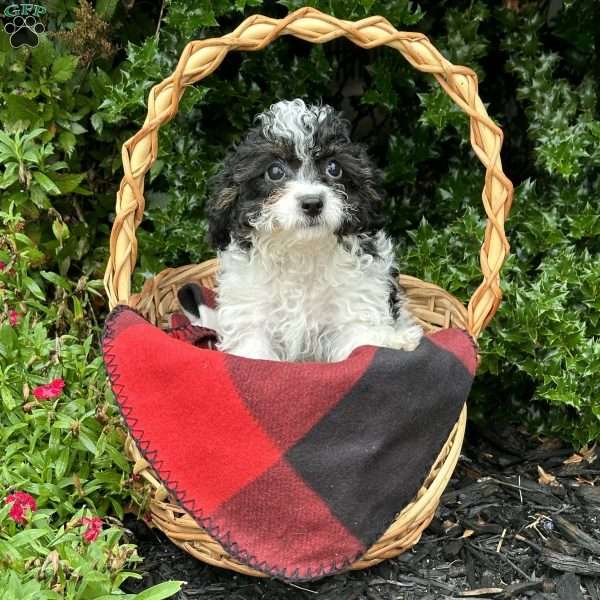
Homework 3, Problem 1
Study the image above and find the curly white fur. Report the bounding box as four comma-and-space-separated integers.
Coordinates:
256, 99, 334, 159
191, 230, 422, 362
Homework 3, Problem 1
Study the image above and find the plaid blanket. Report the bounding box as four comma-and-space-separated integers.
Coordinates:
102, 304, 476, 581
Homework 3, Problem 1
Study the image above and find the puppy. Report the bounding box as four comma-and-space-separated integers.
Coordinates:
178, 99, 423, 362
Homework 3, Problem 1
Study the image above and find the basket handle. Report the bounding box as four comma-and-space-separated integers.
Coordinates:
104, 7, 513, 339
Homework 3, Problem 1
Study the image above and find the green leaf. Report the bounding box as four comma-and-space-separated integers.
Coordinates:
72, 296, 83, 321
134, 581, 185, 600
0, 166, 19, 190
32, 172, 61, 195
52, 219, 70, 242
21, 128, 47, 145
30, 36, 55, 68
90, 113, 103, 134
0, 129, 15, 150
0, 539, 22, 563
5, 96, 39, 125
40, 270, 71, 289
30, 185, 50, 208
49, 172, 86, 194
1, 386, 16, 410
10, 529, 48, 548
96, 0, 119, 20
50, 55, 79, 83
68, 122, 87, 135
78, 431, 98, 455
54, 447, 70, 478
57, 131, 76, 155
14, 232, 35, 247
22, 276, 46, 300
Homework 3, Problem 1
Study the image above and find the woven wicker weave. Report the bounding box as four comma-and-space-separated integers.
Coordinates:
103, 7, 513, 577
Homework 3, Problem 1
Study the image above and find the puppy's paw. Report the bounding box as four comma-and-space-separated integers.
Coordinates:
388, 324, 423, 352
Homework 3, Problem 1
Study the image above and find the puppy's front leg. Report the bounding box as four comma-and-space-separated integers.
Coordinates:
388, 304, 424, 352
328, 319, 423, 362
222, 330, 279, 361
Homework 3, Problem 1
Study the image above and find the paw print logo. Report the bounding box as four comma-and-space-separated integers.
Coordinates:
4, 15, 45, 48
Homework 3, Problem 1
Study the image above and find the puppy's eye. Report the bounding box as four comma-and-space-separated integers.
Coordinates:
325, 159, 342, 179
265, 163, 285, 182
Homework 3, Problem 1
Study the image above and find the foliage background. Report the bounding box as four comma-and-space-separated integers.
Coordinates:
0, 0, 598, 595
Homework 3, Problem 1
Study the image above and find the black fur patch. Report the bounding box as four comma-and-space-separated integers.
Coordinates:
177, 283, 205, 318
387, 267, 403, 321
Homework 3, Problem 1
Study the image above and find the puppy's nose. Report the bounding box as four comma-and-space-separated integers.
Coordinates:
298, 194, 324, 217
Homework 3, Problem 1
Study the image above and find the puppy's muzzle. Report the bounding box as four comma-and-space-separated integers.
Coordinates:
298, 193, 324, 218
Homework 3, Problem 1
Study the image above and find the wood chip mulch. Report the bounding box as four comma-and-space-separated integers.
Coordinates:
122, 423, 600, 599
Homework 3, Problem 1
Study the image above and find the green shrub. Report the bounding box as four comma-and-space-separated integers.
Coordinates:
1, 0, 598, 594
0, 206, 183, 597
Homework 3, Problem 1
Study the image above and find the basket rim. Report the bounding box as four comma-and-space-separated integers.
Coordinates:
103, 6, 514, 339
128, 260, 471, 337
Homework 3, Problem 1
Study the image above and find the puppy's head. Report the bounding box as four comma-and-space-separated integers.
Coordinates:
206, 99, 384, 250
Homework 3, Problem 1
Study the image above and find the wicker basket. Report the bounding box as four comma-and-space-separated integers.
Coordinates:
103, 7, 513, 578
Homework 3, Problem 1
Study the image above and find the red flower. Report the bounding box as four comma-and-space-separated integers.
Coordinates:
4, 491, 37, 524
33, 378, 65, 400
81, 516, 103, 542
9, 310, 20, 327
0, 262, 15, 275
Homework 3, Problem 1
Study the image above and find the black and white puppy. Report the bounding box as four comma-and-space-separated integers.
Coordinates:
179, 99, 423, 362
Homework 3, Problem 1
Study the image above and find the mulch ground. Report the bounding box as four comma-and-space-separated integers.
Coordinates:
122, 423, 600, 599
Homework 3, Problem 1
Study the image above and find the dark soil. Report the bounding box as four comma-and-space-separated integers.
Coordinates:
122, 423, 600, 599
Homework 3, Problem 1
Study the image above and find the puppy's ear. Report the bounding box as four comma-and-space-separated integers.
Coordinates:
361, 158, 386, 231
206, 161, 238, 251
338, 143, 386, 233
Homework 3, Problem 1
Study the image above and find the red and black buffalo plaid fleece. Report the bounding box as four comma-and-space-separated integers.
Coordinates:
102, 304, 476, 581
